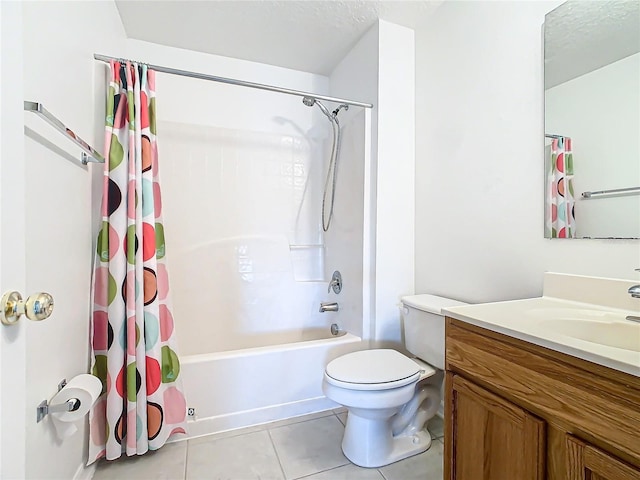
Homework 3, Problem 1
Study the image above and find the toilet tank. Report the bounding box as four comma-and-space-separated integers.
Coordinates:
401, 294, 468, 370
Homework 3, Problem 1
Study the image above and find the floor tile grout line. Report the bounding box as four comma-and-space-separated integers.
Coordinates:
289, 460, 353, 480
378, 468, 391, 480
266, 427, 288, 480
269, 414, 350, 480
188, 425, 265, 445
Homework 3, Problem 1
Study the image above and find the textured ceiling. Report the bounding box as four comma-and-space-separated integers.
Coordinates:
115, 0, 443, 75
544, 0, 640, 88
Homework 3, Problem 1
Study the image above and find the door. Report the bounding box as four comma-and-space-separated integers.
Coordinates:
445, 373, 546, 480
566, 435, 640, 480
0, 1, 27, 477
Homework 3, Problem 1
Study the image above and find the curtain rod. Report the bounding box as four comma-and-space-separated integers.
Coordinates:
93, 53, 374, 109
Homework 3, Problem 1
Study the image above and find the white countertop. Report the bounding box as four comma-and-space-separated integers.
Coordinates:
444, 295, 640, 378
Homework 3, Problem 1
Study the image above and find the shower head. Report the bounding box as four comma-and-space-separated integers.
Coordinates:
302, 96, 333, 122
332, 104, 349, 117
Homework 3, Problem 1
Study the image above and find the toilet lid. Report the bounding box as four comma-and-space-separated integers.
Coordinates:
325, 349, 421, 390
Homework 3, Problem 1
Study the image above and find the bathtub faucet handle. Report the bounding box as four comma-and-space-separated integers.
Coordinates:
328, 271, 342, 294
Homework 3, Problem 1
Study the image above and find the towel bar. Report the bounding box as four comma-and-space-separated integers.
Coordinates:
581, 187, 640, 199
24, 101, 104, 164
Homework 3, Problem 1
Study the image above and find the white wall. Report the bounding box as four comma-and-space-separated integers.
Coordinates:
20, 2, 125, 478
375, 21, 416, 347
415, 0, 640, 305
545, 53, 640, 238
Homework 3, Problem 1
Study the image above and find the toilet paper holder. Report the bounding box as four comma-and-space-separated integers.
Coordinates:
36, 379, 80, 423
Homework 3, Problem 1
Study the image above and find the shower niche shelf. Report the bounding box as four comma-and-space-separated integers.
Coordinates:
289, 244, 325, 283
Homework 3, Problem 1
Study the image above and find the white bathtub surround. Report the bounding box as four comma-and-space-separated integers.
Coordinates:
132, 42, 334, 354
319, 108, 368, 339
159, 120, 344, 355
180, 332, 364, 440
167, 232, 326, 355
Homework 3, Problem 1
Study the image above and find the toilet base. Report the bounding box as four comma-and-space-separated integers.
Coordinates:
341, 412, 433, 468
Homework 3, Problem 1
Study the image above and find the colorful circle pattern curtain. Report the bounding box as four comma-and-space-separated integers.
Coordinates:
89, 61, 187, 463
547, 137, 576, 238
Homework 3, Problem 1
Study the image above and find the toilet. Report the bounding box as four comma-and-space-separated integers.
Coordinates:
322, 294, 467, 468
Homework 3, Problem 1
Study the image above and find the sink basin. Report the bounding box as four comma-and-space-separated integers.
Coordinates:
444, 274, 640, 375
529, 308, 640, 352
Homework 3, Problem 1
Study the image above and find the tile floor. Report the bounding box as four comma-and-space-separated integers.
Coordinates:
92, 410, 444, 480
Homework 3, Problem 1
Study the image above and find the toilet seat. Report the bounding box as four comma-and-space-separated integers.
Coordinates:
325, 349, 421, 391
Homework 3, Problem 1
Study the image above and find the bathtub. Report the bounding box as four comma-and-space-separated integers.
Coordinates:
179, 330, 364, 439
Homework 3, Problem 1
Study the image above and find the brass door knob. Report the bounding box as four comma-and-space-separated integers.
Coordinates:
0, 291, 54, 325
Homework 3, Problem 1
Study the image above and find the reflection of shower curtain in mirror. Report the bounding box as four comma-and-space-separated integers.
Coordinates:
547, 137, 576, 238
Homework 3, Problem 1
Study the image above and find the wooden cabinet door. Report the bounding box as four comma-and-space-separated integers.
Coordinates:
445, 373, 545, 480
567, 436, 640, 480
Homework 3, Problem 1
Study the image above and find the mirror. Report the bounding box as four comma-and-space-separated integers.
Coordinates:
543, 0, 640, 239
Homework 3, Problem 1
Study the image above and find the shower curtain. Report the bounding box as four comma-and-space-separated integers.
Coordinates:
88, 61, 187, 463
547, 137, 576, 238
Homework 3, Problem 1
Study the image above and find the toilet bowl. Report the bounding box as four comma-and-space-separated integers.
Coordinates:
322, 294, 467, 468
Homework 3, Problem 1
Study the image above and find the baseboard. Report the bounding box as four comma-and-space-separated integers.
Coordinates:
173, 396, 337, 442
73, 462, 96, 480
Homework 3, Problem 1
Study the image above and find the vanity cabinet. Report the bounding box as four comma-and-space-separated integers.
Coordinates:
444, 317, 640, 480
448, 373, 545, 479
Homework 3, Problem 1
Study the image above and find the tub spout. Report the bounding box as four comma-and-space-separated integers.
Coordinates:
320, 302, 339, 313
